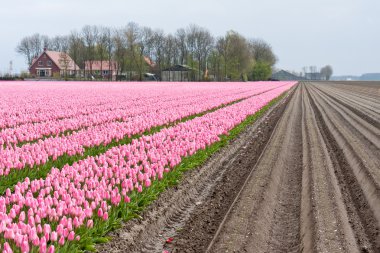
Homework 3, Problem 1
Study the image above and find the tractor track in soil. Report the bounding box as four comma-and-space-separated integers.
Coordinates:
98, 81, 380, 253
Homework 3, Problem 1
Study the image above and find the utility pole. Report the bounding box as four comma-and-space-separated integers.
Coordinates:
9, 61, 13, 77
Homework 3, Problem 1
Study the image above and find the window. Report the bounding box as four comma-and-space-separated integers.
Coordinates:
38, 61, 43, 66
102, 70, 109, 75
47, 60, 52, 66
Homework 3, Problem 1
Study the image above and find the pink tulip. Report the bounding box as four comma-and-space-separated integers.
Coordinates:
48, 245, 55, 253
145, 179, 151, 187
97, 208, 103, 218
58, 235, 65, 246
3, 242, 13, 253
39, 237, 47, 253
68, 231, 75, 241
0, 81, 296, 252
50, 231, 58, 241
124, 196, 131, 203
87, 219, 93, 228
21, 240, 29, 253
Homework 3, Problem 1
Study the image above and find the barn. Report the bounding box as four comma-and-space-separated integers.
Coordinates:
161, 65, 196, 82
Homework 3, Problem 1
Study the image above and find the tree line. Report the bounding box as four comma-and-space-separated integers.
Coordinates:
16, 23, 277, 81
300, 65, 333, 80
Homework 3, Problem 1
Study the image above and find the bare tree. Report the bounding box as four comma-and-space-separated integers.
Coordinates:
208, 49, 222, 81
175, 28, 188, 65
16, 33, 46, 66
216, 36, 229, 80
97, 27, 109, 78
151, 29, 166, 79
164, 34, 177, 68
103, 27, 115, 80
136, 26, 155, 80
113, 29, 127, 78
160, 34, 179, 81
69, 31, 84, 78
41, 35, 50, 50
82, 25, 99, 78
185, 25, 198, 80
191, 25, 214, 80
320, 65, 333, 80
16, 37, 33, 66
302, 66, 308, 77
30, 33, 43, 58
124, 22, 141, 80
49, 36, 65, 51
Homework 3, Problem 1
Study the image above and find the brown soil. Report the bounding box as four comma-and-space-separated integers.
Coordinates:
97, 81, 380, 253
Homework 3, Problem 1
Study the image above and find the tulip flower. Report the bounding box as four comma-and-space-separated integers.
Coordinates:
0, 81, 296, 252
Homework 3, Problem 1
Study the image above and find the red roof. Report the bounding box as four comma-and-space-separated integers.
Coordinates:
84, 61, 118, 71
33, 51, 80, 70
144, 56, 156, 68
31, 51, 79, 71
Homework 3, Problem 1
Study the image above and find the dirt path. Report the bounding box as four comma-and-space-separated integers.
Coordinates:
208, 80, 304, 253
98, 81, 380, 253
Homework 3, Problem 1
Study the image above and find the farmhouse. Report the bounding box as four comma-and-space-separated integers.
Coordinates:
29, 48, 80, 78
84, 61, 118, 80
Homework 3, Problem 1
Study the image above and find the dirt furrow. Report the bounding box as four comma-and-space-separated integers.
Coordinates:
306, 84, 378, 252
318, 84, 380, 119
307, 82, 380, 252
207, 82, 373, 253
316, 84, 380, 123
327, 82, 380, 105
332, 82, 380, 101
208, 84, 303, 253
310, 84, 380, 149
301, 83, 358, 253
311, 84, 380, 134
307, 84, 380, 196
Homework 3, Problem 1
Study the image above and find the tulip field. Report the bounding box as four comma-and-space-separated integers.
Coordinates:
0, 81, 296, 253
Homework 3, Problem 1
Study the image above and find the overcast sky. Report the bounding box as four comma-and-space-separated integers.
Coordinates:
0, 0, 379, 76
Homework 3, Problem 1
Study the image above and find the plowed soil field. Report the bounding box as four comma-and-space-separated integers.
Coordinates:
99, 81, 380, 253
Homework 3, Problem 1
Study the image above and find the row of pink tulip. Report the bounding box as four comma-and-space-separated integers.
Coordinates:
0, 82, 170, 129
0, 82, 296, 252
0, 83, 279, 146
0, 83, 291, 176
0, 82, 273, 129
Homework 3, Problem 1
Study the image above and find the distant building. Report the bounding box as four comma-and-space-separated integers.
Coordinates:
161, 65, 197, 81
360, 73, 380, 81
271, 70, 302, 81
305, 72, 323, 80
29, 48, 80, 78
84, 61, 118, 80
